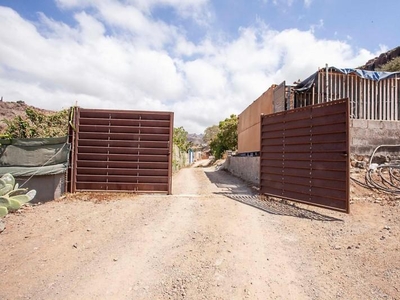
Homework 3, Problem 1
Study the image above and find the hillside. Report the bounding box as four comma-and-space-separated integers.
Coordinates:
187, 133, 204, 146
0, 100, 33, 132
0, 100, 57, 136
359, 46, 400, 71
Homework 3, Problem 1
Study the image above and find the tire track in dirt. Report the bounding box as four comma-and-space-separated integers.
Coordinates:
1, 164, 307, 299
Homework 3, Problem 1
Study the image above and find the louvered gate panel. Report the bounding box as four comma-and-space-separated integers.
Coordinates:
260, 99, 349, 213
68, 108, 173, 194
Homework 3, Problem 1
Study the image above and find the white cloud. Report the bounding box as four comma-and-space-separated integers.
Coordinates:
271, 0, 314, 8
55, 0, 93, 10
183, 60, 227, 96
309, 19, 324, 33
57, 0, 212, 26
304, 0, 312, 7
0, 4, 381, 133
272, 0, 295, 7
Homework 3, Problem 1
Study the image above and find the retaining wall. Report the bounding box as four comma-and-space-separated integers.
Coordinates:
172, 144, 189, 173
350, 119, 400, 155
225, 156, 259, 186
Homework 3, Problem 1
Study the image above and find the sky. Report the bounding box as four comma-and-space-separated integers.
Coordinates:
0, 0, 398, 133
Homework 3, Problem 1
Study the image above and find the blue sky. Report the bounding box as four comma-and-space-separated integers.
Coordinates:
0, 0, 398, 133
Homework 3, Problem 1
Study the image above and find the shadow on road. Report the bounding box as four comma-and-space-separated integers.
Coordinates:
204, 168, 343, 222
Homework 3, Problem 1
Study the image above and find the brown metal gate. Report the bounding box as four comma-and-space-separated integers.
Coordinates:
260, 98, 349, 213
67, 107, 173, 194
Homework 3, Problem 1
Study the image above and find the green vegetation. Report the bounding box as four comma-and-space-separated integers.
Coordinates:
2, 107, 69, 138
208, 114, 238, 159
0, 174, 36, 217
377, 57, 400, 72
173, 126, 192, 152
172, 126, 192, 172
203, 125, 219, 144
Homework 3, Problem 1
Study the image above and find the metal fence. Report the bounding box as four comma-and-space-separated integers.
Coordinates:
260, 98, 349, 213
67, 107, 173, 194
273, 81, 286, 113
294, 69, 399, 121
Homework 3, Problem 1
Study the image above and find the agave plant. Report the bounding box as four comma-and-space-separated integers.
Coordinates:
0, 174, 36, 217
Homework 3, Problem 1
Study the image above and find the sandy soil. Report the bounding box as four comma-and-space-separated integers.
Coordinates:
0, 161, 399, 299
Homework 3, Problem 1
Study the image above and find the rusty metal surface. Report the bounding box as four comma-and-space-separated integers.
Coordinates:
68, 108, 173, 194
260, 98, 349, 213
238, 85, 275, 153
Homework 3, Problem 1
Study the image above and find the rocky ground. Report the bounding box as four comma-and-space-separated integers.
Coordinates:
0, 161, 399, 299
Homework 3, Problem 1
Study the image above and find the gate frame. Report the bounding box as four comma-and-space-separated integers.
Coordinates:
67, 107, 173, 194
259, 98, 350, 213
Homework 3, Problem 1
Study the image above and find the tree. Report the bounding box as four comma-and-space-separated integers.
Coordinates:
173, 126, 191, 152
209, 114, 238, 159
203, 125, 219, 144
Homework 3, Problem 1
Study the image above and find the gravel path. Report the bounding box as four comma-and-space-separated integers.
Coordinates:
0, 162, 399, 299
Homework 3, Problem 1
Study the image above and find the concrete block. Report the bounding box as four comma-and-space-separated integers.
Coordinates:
351, 119, 368, 129
367, 120, 384, 129
352, 138, 369, 146
227, 156, 260, 186
350, 127, 367, 137
381, 120, 399, 130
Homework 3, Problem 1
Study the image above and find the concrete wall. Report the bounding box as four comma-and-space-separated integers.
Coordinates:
225, 156, 260, 186
16, 173, 65, 203
350, 119, 400, 155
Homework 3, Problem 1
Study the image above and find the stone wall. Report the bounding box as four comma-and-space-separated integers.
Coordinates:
172, 144, 189, 173
350, 119, 400, 156
225, 156, 259, 186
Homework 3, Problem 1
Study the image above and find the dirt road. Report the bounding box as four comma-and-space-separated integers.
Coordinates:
1, 162, 399, 299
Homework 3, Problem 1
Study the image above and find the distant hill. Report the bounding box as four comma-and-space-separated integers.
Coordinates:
187, 133, 204, 146
359, 46, 400, 71
0, 100, 52, 133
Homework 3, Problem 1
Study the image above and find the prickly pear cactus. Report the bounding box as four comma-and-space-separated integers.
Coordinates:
0, 174, 36, 216
0, 206, 7, 217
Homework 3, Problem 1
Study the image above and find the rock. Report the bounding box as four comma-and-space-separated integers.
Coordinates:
0, 220, 5, 233
356, 155, 365, 161
355, 161, 366, 169
361, 46, 400, 71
